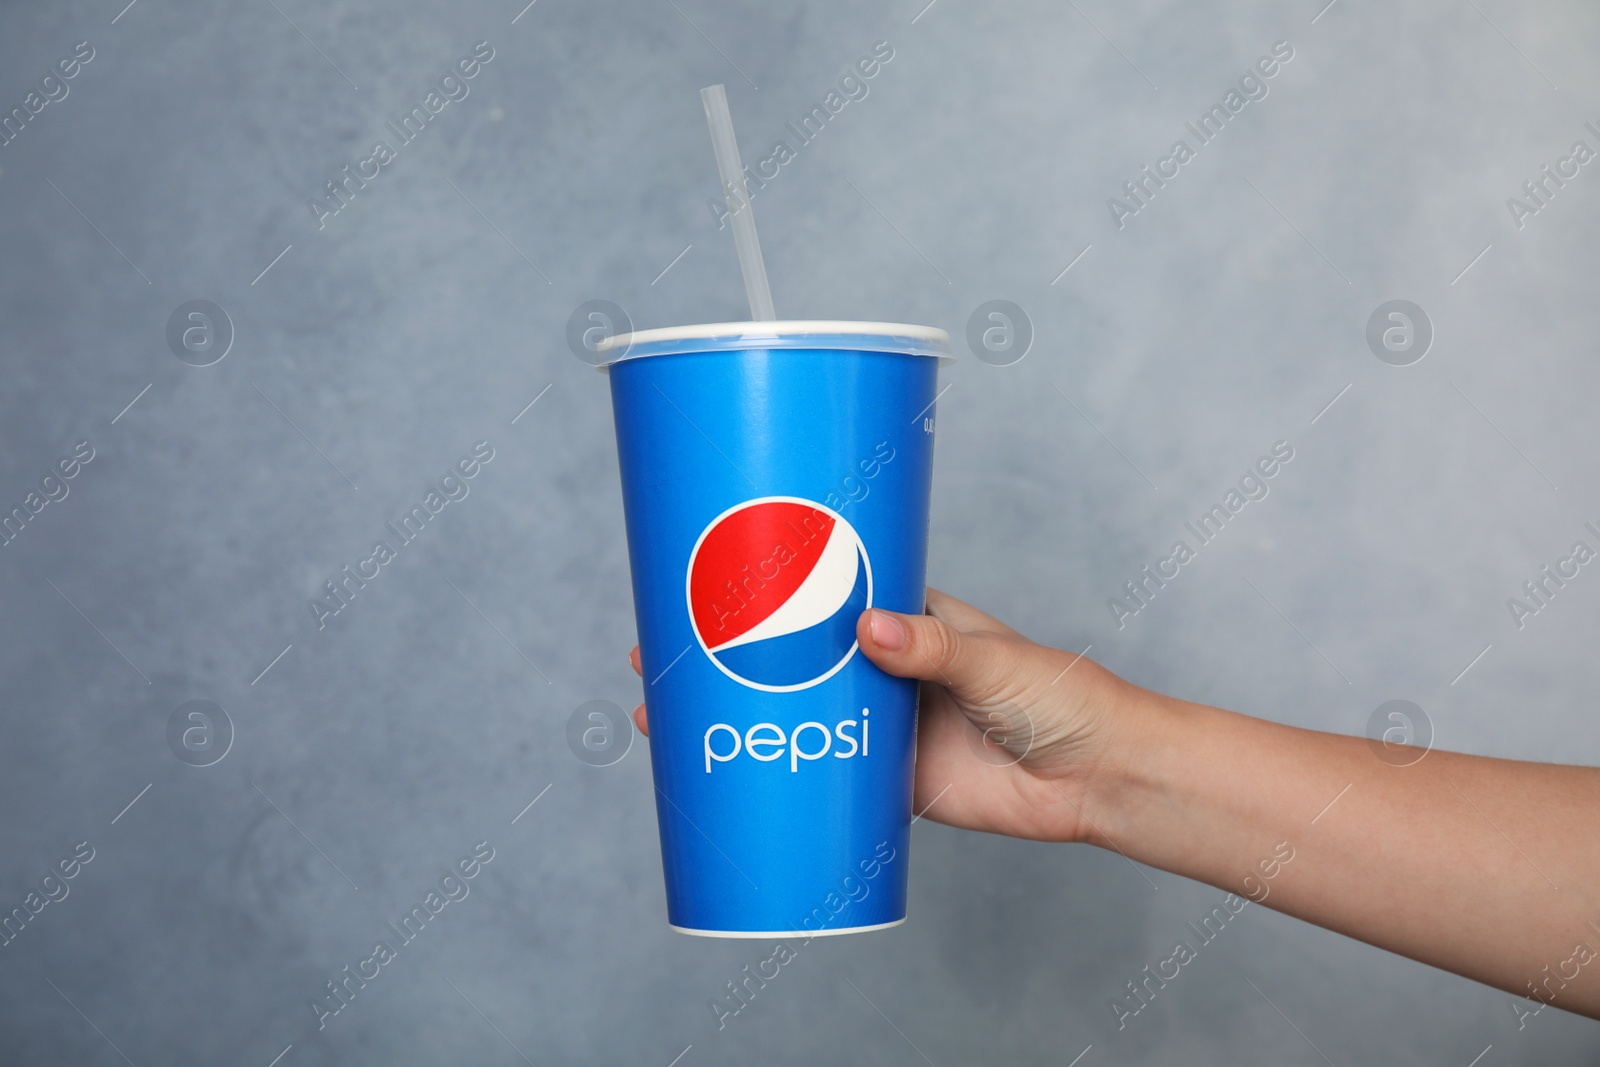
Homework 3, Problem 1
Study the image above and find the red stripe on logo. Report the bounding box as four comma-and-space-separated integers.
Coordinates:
690, 501, 835, 647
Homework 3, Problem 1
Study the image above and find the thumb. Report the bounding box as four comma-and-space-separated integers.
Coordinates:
856, 607, 1031, 700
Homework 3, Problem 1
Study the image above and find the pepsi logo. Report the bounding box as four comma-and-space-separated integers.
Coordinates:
687, 497, 872, 692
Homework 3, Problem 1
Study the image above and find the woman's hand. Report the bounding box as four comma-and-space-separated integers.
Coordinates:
629, 586, 1600, 1017
628, 587, 1146, 845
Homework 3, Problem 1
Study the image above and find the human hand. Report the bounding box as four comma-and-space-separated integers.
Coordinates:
628, 587, 1145, 844
630, 590, 1600, 1017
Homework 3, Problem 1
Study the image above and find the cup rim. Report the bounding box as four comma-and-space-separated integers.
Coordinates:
594, 319, 953, 367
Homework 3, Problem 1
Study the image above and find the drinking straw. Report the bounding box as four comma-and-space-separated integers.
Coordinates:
700, 84, 777, 321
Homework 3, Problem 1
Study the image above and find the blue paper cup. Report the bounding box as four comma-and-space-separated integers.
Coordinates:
598, 321, 951, 937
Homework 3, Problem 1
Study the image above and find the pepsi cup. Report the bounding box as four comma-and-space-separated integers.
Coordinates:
597, 321, 951, 936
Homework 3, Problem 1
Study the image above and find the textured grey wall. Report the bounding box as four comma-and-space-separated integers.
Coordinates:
2, 0, 1598, 1062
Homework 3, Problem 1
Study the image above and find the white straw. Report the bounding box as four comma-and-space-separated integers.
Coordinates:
700, 84, 776, 321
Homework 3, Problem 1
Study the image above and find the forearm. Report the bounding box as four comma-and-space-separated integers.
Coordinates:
1083, 684, 1600, 1014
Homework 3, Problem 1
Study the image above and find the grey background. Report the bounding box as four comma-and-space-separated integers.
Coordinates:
1, 0, 1597, 1062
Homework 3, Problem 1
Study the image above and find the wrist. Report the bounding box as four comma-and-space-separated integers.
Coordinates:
1073, 678, 1195, 851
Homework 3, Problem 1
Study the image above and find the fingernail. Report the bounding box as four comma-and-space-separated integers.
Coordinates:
869, 610, 906, 650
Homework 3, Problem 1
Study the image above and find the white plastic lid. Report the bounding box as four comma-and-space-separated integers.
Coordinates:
594, 320, 953, 366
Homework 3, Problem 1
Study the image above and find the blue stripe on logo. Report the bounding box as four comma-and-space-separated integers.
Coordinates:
712, 549, 869, 688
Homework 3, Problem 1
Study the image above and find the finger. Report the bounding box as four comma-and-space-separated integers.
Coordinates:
856, 607, 1041, 699
632, 702, 648, 737
908, 689, 974, 818
906, 686, 1037, 833
629, 646, 641, 676
924, 586, 1022, 638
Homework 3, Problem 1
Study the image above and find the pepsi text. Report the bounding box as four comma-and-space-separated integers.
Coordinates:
704, 709, 870, 773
